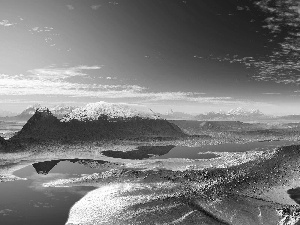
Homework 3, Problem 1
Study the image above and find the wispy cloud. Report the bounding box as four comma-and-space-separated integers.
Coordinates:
67, 5, 75, 10
262, 93, 281, 95
28, 65, 102, 80
2, 15, 67, 52
0, 19, 16, 27
0, 65, 249, 105
91, 5, 101, 10
202, 0, 300, 85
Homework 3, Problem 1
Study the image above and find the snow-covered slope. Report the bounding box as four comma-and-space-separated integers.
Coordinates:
194, 107, 270, 121
226, 107, 263, 116
61, 102, 161, 122
50, 105, 77, 119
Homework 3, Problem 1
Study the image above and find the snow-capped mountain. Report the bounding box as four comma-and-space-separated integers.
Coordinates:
159, 109, 194, 120
61, 101, 161, 122
17, 104, 77, 120
14, 104, 184, 142
226, 107, 263, 116
19, 104, 42, 116
50, 105, 77, 119
194, 107, 269, 121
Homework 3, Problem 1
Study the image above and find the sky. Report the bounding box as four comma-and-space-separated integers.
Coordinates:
0, 0, 300, 115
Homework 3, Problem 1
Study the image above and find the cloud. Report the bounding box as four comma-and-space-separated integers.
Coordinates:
67, 5, 75, 10
108, 2, 119, 5
252, 0, 300, 84
0, 20, 16, 27
0, 65, 250, 105
91, 5, 101, 10
205, 1, 300, 85
28, 66, 102, 80
262, 93, 281, 95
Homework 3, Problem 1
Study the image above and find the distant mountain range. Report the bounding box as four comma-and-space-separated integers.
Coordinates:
160, 107, 300, 122
0, 110, 17, 117
1, 104, 299, 123
0, 104, 77, 122
193, 107, 270, 121
157, 109, 195, 120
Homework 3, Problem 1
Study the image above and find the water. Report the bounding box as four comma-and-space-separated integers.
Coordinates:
0, 121, 25, 139
287, 187, 300, 205
158, 140, 297, 159
102, 140, 297, 160
0, 159, 107, 225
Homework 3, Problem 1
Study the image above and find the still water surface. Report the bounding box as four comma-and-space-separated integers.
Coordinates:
102, 140, 297, 160
0, 160, 101, 225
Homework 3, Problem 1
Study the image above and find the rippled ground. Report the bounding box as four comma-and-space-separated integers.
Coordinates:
1, 142, 300, 224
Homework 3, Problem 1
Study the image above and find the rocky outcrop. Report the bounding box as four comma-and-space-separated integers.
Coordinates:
13, 108, 186, 142
0, 136, 7, 150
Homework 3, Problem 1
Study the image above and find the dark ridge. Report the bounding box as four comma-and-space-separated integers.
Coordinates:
12, 108, 186, 143
0, 136, 7, 150
0, 136, 24, 152
101, 145, 175, 159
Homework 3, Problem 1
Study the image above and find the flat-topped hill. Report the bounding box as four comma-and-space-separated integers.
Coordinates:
12, 108, 185, 142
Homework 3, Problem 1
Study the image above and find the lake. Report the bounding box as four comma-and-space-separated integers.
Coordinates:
0, 159, 104, 225
101, 140, 297, 160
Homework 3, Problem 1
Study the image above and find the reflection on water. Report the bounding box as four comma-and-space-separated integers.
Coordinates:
32, 159, 109, 175
102, 145, 221, 160
0, 159, 110, 225
101, 145, 175, 159
158, 140, 295, 159
287, 187, 300, 205
102, 140, 296, 160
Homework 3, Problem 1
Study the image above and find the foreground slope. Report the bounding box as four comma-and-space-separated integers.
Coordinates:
45, 144, 300, 225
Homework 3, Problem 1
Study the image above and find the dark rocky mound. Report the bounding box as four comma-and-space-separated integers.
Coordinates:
0, 136, 7, 150
12, 108, 186, 143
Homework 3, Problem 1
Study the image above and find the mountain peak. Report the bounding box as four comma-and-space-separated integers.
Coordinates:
60, 102, 160, 122
226, 107, 263, 116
